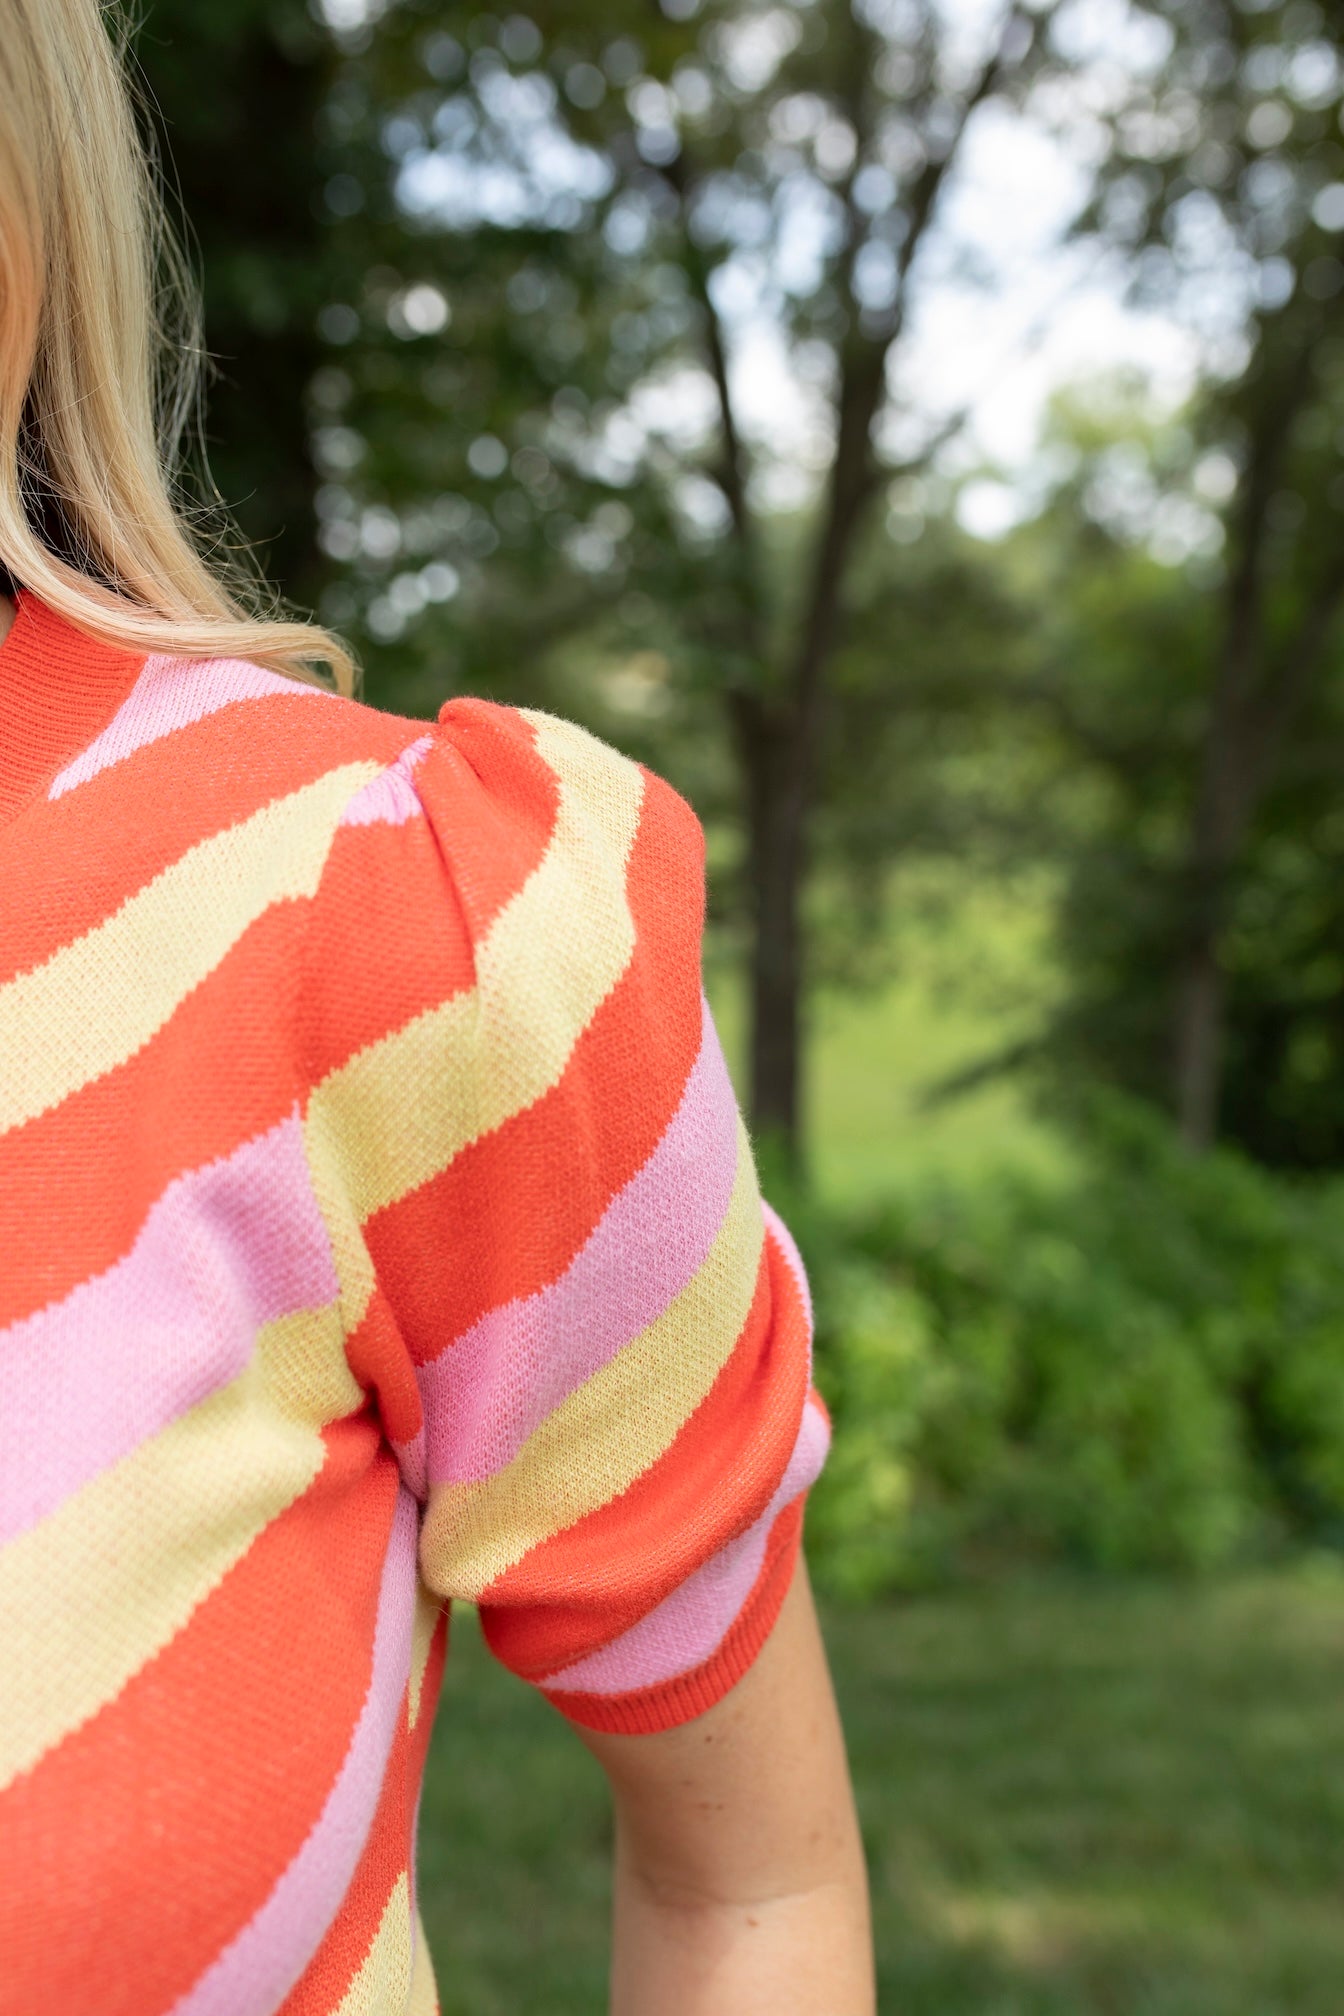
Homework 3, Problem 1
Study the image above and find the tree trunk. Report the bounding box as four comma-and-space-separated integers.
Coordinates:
1168, 324, 1344, 1148
1171, 644, 1253, 1151
733, 358, 883, 1168
1172, 362, 1289, 1152
1172, 925, 1227, 1152
735, 700, 808, 1170
1171, 551, 1344, 1149
1172, 567, 1276, 1151
675, 9, 1027, 1175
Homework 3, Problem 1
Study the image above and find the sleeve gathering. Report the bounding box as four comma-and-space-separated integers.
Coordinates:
297, 697, 830, 1735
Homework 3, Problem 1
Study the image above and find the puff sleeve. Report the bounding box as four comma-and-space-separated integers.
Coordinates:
298, 698, 830, 1734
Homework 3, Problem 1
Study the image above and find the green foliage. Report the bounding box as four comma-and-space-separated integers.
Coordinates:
960, 0, 1344, 1166
798, 1096, 1344, 1596
970, 378, 1344, 1168
786, 1201, 947, 1600
426, 1571, 1344, 2015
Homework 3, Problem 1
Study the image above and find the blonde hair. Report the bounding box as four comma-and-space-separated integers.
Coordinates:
0, 0, 356, 693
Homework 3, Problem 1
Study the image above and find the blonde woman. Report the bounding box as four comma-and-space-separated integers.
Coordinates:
0, 5, 874, 2014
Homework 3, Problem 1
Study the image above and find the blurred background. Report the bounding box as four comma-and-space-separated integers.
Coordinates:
133, 0, 1344, 2006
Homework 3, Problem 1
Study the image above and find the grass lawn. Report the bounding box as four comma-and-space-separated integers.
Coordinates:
419, 1564, 1344, 2014
705, 867, 1067, 1207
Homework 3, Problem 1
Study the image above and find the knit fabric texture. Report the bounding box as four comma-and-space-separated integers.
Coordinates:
0, 591, 831, 2016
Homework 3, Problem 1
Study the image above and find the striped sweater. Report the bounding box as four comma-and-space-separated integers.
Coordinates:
0, 591, 830, 2016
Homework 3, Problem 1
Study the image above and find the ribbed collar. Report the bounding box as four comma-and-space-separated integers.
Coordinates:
0, 591, 147, 826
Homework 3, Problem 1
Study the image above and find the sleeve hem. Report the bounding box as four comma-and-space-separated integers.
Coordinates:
539, 1496, 807, 1736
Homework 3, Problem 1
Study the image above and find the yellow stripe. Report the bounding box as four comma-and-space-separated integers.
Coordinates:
304, 714, 644, 1333
407, 1910, 440, 2016
0, 761, 383, 1136
0, 1302, 360, 1793
419, 1117, 764, 1601
333, 1873, 413, 2016
407, 1581, 444, 1731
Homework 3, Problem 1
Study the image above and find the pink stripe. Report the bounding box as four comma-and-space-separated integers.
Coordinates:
421, 995, 740, 1487
337, 735, 433, 827
169, 1488, 419, 2016
0, 1109, 339, 1545
540, 1395, 831, 1697
48, 653, 332, 797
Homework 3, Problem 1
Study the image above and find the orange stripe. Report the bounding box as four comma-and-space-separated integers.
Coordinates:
0, 696, 415, 987
291, 697, 568, 1063
478, 1232, 811, 1678
417, 699, 562, 939
544, 1497, 805, 1735
273, 1704, 414, 2016
361, 766, 706, 1368
0, 1424, 394, 2016
295, 812, 480, 1082
345, 1282, 428, 1448
0, 896, 315, 1328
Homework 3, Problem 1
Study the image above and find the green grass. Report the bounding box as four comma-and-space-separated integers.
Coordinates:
706, 868, 1068, 1206
419, 1565, 1344, 2014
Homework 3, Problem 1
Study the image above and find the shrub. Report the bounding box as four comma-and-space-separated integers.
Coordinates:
793, 1095, 1344, 1597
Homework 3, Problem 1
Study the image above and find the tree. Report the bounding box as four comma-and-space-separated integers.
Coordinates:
1063, 0, 1344, 1149
982, 368, 1344, 1172
304, 0, 1063, 1171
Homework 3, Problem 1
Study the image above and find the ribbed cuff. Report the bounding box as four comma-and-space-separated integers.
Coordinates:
541, 1495, 806, 1736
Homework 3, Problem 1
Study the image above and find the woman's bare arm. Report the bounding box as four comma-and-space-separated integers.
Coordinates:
574, 1552, 875, 2016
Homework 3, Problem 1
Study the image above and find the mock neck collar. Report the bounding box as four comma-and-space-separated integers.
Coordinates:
0, 591, 146, 826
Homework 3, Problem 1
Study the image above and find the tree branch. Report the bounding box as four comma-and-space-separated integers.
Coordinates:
1190, 340, 1319, 871
787, 1, 1048, 762
637, 0, 765, 670
653, 151, 755, 551
868, 2, 1049, 353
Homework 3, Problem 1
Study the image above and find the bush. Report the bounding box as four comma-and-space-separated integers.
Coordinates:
792, 1095, 1344, 1598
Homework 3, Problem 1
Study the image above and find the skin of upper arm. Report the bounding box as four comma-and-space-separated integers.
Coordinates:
572, 1551, 867, 1912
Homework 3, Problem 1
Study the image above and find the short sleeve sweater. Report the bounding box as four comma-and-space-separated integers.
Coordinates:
0, 591, 830, 2016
